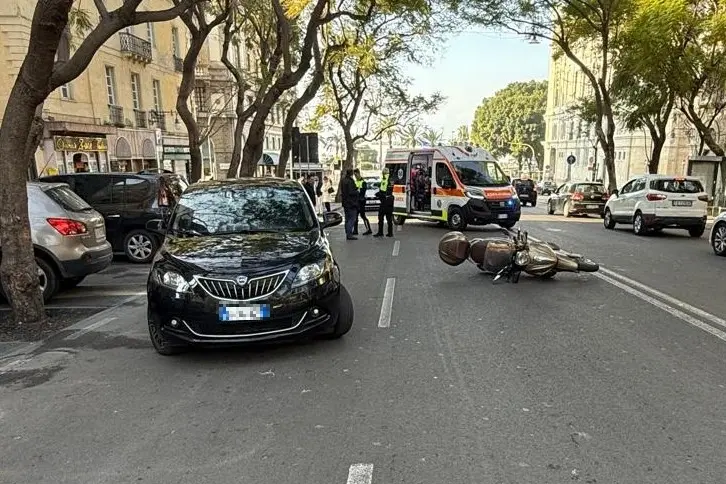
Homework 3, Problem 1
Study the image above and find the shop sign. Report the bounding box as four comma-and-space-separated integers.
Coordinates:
163, 144, 191, 160
54, 136, 108, 152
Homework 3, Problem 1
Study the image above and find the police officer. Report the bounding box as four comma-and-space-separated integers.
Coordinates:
374, 167, 394, 237
353, 169, 372, 235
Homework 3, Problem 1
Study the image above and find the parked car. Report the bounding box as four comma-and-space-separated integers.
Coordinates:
39, 172, 187, 263
512, 178, 537, 206
537, 180, 557, 195
364, 177, 381, 211
547, 181, 608, 217
144, 177, 354, 355
0, 182, 112, 302
603, 175, 709, 236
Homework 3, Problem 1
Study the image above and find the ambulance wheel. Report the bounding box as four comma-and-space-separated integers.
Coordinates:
447, 207, 467, 231
393, 215, 406, 226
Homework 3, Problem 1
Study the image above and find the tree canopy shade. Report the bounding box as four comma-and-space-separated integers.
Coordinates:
470, 80, 547, 169
0, 0, 205, 331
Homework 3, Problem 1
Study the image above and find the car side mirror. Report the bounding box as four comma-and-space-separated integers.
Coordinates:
146, 218, 167, 234
321, 211, 343, 229
611, 189, 619, 197
442, 176, 456, 189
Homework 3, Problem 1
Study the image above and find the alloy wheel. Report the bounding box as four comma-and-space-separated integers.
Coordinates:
37, 266, 47, 294
451, 213, 462, 227
714, 226, 726, 253
128, 234, 153, 261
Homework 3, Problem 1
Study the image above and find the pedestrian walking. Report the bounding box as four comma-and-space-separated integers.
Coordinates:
314, 175, 323, 214
374, 167, 394, 238
321, 176, 334, 212
353, 169, 372, 235
303, 174, 317, 208
341, 169, 359, 240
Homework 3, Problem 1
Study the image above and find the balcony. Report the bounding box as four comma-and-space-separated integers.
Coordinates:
134, 109, 147, 128
174, 55, 184, 72
109, 105, 124, 127
119, 32, 152, 64
149, 111, 167, 132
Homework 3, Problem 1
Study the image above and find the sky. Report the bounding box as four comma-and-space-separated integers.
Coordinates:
403, 30, 551, 138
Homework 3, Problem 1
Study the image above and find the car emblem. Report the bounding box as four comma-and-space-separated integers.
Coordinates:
235, 275, 248, 286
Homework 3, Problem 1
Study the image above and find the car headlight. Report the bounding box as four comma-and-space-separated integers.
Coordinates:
293, 259, 331, 287
154, 269, 192, 293
464, 190, 485, 200
515, 251, 531, 266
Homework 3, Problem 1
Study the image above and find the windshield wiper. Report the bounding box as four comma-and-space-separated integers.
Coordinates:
169, 228, 206, 237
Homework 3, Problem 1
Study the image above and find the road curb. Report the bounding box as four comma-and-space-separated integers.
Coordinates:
0, 294, 144, 363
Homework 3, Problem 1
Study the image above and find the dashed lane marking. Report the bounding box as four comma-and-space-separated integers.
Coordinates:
392, 240, 400, 256
346, 464, 374, 484
377, 278, 396, 328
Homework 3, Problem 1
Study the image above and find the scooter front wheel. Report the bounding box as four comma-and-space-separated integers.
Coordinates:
576, 259, 600, 272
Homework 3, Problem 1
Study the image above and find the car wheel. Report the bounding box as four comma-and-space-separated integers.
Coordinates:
540, 270, 556, 279
547, 201, 555, 215
563, 201, 571, 218
60, 276, 86, 290
36, 257, 59, 303
633, 212, 647, 236
148, 320, 187, 356
531, 198, 537, 207
393, 215, 406, 226
447, 207, 467, 230
325, 284, 354, 339
124, 230, 157, 263
603, 209, 616, 229
688, 225, 706, 238
712, 222, 726, 255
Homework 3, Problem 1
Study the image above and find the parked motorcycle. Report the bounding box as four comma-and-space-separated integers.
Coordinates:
438, 229, 599, 283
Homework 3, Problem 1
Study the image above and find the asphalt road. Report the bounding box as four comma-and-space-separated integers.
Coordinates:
1, 206, 726, 484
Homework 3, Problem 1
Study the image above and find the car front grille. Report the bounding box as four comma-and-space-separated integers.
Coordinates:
195, 271, 288, 301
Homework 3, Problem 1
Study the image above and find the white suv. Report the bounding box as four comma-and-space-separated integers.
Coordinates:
603, 174, 708, 237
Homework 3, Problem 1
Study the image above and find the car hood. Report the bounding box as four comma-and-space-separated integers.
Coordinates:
162, 230, 320, 273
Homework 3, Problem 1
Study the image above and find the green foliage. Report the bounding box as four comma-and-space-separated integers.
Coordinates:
470, 80, 547, 164
421, 126, 443, 145
398, 124, 423, 147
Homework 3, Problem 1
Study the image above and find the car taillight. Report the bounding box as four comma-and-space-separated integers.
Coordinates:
698, 194, 710, 202
646, 193, 667, 201
572, 193, 584, 201
47, 218, 87, 235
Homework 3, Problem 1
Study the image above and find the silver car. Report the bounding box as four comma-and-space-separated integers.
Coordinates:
0, 182, 113, 302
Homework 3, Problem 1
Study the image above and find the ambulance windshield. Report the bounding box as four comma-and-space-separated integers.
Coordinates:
451, 160, 509, 187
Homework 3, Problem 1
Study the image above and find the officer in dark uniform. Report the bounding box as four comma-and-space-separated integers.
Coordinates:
374, 167, 394, 237
353, 169, 372, 235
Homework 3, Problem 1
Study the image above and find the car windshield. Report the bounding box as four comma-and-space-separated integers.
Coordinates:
514, 179, 534, 187
575, 184, 605, 194
365, 179, 380, 190
170, 185, 317, 236
44, 185, 93, 212
651, 178, 704, 193
451, 160, 509, 187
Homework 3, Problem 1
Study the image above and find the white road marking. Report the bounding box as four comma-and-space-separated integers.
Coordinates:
594, 272, 726, 342
546, 228, 563, 232
64, 316, 117, 340
346, 463, 374, 484
392, 240, 400, 256
599, 267, 726, 331
396, 223, 402, 231
378, 278, 396, 328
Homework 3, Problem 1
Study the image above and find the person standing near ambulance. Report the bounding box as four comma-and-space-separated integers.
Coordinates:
374, 167, 394, 237
353, 169, 372, 235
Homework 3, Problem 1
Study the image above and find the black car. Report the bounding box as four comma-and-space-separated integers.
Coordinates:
144, 178, 354, 355
537, 180, 557, 195
512, 178, 537, 206
547, 181, 608, 217
39, 172, 187, 263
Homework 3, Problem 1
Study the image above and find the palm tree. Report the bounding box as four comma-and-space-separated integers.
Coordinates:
421, 126, 444, 146
398, 124, 423, 148
455, 125, 470, 144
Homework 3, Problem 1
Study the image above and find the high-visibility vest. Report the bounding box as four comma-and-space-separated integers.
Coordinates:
354, 179, 363, 189
380, 175, 389, 192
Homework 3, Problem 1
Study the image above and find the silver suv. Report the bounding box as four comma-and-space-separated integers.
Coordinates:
0, 182, 113, 302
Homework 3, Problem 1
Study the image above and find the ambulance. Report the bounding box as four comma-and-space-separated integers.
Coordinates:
384, 145, 521, 230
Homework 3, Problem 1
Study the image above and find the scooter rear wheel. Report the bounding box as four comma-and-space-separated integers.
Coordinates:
576, 259, 599, 272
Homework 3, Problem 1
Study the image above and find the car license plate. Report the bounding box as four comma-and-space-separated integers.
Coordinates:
95, 227, 106, 242
587, 204, 599, 209
219, 303, 270, 322
497, 214, 508, 219
672, 200, 692, 207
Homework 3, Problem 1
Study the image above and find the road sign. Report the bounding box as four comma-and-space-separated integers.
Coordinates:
567, 154, 576, 165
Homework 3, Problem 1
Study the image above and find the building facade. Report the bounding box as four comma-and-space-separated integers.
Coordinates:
0, 0, 192, 178
542, 43, 694, 188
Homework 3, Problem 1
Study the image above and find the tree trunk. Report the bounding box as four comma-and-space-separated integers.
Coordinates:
225, 89, 254, 178
176, 34, 205, 183
648, 137, 665, 174
240, 90, 280, 176
0, 0, 73, 330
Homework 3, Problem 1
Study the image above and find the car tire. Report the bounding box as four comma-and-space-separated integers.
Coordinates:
500, 221, 516, 229
531, 198, 537, 207
447, 207, 467, 231
688, 225, 706, 238
633, 212, 647, 236
393, 215, 406, 226
60, 276, 85, 290
36, 257, 59, 303
148, 320, 187, 356
603, 209, 616, 229
124, 230, 158, 263
711, 222, 726, 255
563, 201, 571, 218
540, 270, 556, 279
326, 284, 354, 339
547, 201, 555, 215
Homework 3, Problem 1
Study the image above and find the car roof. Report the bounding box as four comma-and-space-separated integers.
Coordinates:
185, 177, 301, 194
42, 172, 163, 181
28, 181, 69, 189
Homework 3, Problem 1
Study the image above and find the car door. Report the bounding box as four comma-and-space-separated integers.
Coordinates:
73, 174, 125, 249
610, 179, 635, 220
120, 175, 156, 231
553, 184, 569, 212
624, 178, 647, 219
433, 161, 456, 219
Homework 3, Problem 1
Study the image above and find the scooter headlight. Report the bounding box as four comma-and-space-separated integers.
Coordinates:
515, 251, 531, 266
